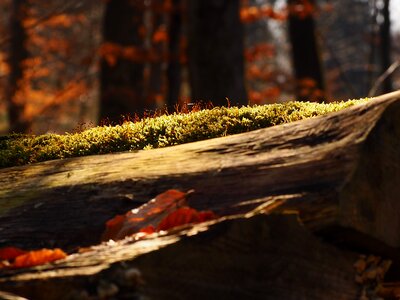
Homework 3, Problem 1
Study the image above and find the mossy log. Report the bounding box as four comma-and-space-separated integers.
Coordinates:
1, 91, 400, 298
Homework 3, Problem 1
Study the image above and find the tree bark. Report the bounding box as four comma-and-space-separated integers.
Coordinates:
379, 0, 392, 93
166, 0, 182, 110
187, 0, 247, 106
1, 91, 400, 298
100, 0, 145, 123
7, 0, 30, 133
288, 0, 325, 101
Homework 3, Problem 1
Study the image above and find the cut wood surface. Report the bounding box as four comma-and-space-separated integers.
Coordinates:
1, 91, 400, 299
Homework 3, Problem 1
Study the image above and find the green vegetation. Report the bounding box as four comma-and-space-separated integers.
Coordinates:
0, 99, 368, 169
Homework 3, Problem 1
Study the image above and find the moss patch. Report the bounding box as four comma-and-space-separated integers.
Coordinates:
0, 100, 368, 169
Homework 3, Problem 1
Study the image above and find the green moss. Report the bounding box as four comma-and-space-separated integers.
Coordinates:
0, 99, 368, 168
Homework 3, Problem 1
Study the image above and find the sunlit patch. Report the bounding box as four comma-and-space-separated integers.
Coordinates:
0, 98, 369, 168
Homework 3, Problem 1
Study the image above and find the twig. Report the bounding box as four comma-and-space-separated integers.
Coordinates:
368, 60, 400, 97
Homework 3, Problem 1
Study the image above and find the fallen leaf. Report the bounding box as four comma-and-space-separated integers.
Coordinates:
157, 207, 218, 231
0, 247, 26, 260
102, 189, 188, 241
157, 207, 201, 231
12, 248, 67, 268
139, 225, 156, 234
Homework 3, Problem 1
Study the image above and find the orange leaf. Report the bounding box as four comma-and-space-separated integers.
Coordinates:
0, 247, 26, 260
139, 225, 156, 234
102, 189, 188, 241
198, 211, 218, 222
152, 26, 168, 44
103, 214, 125, 240
12, 248, 67, 268
157, 207, 218, 231
157, 207, 201, 231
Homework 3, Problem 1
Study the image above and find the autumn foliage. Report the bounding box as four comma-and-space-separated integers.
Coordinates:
102, 189, 218, 241
0, 247, 67, 269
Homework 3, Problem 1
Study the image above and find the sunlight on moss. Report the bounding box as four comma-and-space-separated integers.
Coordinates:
0, 99, 369, 168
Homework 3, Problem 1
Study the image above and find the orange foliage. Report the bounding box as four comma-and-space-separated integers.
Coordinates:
297, 77, 324, 101
102, 190, 218, 241
152, 25, 168, 44
0, 52, 9, 76
0, 247, 26, 260
18, 81, 88, 120
246, 65, 274, 81
44, 14, 86, 27
249, 87, 281, 104
241, 1, 333, 23
0, 247, 67, 269
240, 5, 287, 23
157, 207, 217, 231
102, 189, 188, 241
13, 248, 67, 268
245, 43, 275, 62
99, 42, 163, 66
9, 2, 97, 132
288, 0, 316, 19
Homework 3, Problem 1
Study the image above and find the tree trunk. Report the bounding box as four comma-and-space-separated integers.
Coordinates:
147, 0, 164, 112
379, 0, 392, 93
1, 91, 400, 298
187, 0, 247, 106
7, 0, 30, 133
288, 0, 325, 101
166, 0, 182, 110
100, 0, 145, 123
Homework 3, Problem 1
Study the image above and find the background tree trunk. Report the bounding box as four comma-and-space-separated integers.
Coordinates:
288, 0, 325, 101
166, 0, 182, 110
379, 0, 392, 93
187, 0, 247, 106
100, 0, 145, 123
7, 0, 30, 133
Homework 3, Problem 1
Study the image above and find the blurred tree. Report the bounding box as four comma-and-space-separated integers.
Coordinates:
7, 0, 30, 133
100, 0, 145, 123
145, 0, 167, 112
288, 0, 325, 101
187, 0, 248, 106
4, 0, 101, 134
379, 0, 392, 93
166, 0, 182, 109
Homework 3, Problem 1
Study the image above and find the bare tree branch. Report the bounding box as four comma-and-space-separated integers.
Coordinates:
368, 60, 400, 97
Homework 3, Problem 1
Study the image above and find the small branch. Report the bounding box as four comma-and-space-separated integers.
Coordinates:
368, 60, 400, 97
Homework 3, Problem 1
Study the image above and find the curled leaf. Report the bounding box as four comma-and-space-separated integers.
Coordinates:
102, 189, 188, 241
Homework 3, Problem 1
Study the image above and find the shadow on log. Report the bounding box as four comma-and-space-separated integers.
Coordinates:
0, 213, 361, 299
1, 91, 400, 298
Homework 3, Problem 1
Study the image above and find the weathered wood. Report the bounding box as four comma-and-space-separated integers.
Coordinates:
1, 91, 400, 253
0, 213, 363, 300
1, 91, 400, 299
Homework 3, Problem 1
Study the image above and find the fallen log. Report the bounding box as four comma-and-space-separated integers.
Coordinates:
1, 91, 400, 298
1, 92, 400, 250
